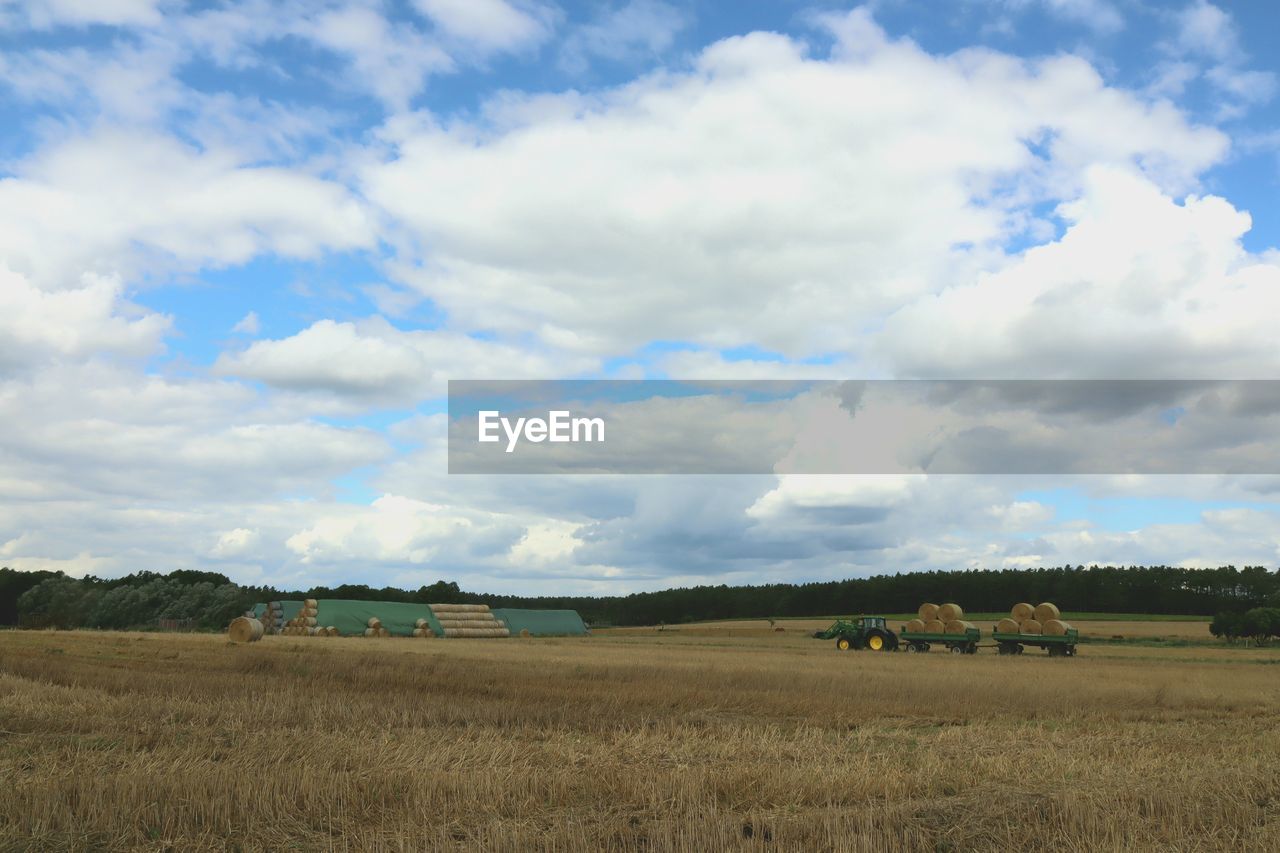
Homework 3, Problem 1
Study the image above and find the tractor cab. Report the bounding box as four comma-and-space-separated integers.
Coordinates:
858, 616, 887, 631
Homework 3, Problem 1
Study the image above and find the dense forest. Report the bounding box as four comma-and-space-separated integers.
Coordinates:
4, 564, 1279, 631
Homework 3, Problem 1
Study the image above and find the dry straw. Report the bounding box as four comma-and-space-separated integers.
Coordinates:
936, 603, 964, 622
917, 603, 939, 621
1043, 619, 1070, 636
227, 617, 263, 644
944, 620, 975, 635
924, 619, 945, 633
1010, 602, 1035, 622
1020, 619, 1043, 635
905, 618, 925, 633
996, 618, 1020, 634
1033, 602, 1061, 623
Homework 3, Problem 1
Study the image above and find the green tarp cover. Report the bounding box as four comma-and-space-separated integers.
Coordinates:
254, 601, 303, 621
492, 608, 588, 636
312, 599, 442, 637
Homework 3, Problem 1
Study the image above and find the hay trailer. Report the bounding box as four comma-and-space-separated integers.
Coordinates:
898, 624, 980, 655
991, 626, 1079, 657
813, 616, 899, 651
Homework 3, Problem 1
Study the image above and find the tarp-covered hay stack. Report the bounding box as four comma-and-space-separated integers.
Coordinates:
430, 604, 510, 638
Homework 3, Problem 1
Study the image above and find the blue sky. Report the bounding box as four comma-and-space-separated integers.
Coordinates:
2, 0, 1280, 591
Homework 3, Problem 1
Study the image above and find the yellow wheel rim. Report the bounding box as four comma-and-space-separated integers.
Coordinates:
837, 638, 850, 650
868, 635, 884, 650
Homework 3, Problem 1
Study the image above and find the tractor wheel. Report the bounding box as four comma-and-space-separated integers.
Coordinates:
949, 645, 963, 655
836, 637, 851, 651
1015, 645, 1024, 655
867, 633, 886, 651
904, 643, 917, 653
997, 643, 1010, 656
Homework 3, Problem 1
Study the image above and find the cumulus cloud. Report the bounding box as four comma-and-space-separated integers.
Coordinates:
215, 317, 599, 401
0, 129, 374, 287
413, 0, 553, 54
364, 12, 1225, 359
0, 266, 169, 369
879, 166, 1280, 378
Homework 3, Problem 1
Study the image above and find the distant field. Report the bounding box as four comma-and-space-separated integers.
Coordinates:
608, 615, 1215, 640
3, 628, 1278, 850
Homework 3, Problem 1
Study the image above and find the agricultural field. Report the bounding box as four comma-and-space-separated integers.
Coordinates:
615, 615, 1215, 641
2, 628, 1278, 851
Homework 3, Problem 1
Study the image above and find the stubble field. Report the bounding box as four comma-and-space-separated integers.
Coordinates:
1, 628, 1277, 851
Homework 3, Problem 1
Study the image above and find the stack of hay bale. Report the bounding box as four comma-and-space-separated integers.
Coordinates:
364, 616, 391, 638
227, 615, 264, 643
999, 602, 1072, 636
429, 604, 510, 638
260, 602, 285, 635
282, 599, 338, 636
904, 602, 974, 635
411, 618, 435, 638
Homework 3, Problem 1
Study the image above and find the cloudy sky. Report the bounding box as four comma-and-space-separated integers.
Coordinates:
2, 0, 1280, 593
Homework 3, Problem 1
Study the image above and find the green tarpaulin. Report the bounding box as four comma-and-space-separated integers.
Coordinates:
492, 608, 588, 636
250, 600, 589, 637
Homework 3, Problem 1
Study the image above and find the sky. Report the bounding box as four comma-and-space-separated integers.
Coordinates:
2, 0, 1280, 594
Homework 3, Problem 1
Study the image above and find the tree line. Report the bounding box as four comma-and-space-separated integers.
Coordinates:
3, 564, 1279, 631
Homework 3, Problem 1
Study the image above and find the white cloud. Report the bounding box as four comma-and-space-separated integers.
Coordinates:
879, 166, 1280, 378
215, 316, 599, 400
747, 475, 924, 520
285, 494, 480, 564
364, 13, 1224, 359
0, 129, 374, 287
304, 5, 454, 109
231, 311, 261, 335
559, 0, 688, 72
212, 527, 259, 557
413, 0, 552, 54
2, 0, 165, 29
0, 266, 169, 369
1173, 0, 1236, 61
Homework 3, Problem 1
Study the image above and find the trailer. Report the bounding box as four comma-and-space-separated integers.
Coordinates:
898, 625, 980, 654
991, 627, 1079, 656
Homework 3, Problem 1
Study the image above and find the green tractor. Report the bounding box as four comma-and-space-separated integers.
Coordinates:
812, 616, 899, 652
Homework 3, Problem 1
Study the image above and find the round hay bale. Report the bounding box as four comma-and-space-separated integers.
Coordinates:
363, 628, 375, 637
937, 603, 964, 622
944, 619, 974, 634
412, 628, 425, 637
429, 603, 491, 614
326, 626, 338, 636
519, 628, 531, 638
228, 616, 264, 643
1020, 619, 1043, 635
924, 619, 945, 634
1042, 619, 1069, 636
302, 616, 317, 627
905, 618, 926, 633
304, 598, 318, 608
414, 618, 429, 629
1010, 602, 1035, 622
1033, 602, 1061, 623
307, 626, 319, 636
917, 603, 939, 621
996, 618, 1020, 634
377, 627, 391, 638
366, 617, 381, 629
